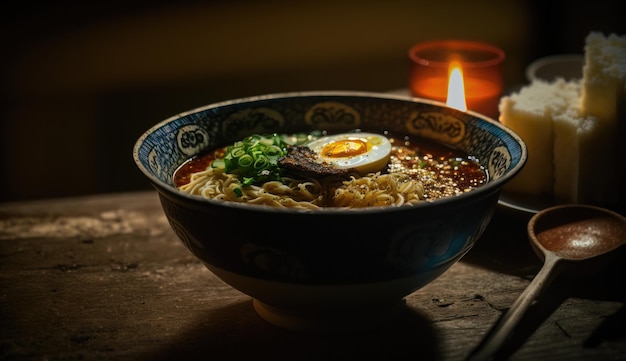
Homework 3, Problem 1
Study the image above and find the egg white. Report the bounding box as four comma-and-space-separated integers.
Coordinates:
306, 132, 392, 174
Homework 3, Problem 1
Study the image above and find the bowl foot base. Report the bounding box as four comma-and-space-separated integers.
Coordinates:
252, 298, 407, 333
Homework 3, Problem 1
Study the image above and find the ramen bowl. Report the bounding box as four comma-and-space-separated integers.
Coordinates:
133, 91, 526, 331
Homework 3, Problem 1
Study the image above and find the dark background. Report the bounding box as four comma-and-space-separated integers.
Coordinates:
2, 0, 625, 202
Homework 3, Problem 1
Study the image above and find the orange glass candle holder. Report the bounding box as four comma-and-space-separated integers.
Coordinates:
408, 40, 505, 119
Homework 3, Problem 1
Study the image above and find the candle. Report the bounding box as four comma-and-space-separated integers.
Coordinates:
408, 40, 505, 119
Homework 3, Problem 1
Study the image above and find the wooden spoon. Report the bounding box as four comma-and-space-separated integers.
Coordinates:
466, 204, 626, 361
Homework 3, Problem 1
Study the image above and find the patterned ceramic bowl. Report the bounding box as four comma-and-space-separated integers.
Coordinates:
133, 91, 526, 331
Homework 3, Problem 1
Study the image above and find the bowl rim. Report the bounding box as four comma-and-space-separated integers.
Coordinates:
133, 90, 527, 215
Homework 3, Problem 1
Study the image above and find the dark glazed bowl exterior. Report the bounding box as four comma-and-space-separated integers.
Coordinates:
133, 91, 526, 318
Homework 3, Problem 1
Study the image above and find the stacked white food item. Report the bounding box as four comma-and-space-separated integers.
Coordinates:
499, 32, 626, 205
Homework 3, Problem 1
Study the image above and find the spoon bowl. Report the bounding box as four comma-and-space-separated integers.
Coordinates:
529, 204, 626, 261
466, 204, 626, 361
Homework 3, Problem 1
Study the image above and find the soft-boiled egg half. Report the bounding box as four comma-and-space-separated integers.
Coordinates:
306, 132, 392, 174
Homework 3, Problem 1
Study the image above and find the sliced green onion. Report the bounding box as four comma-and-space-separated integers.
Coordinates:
210, 132, 319, 186
260, 137, 275, 146
244, 134, 261, 144
211, 158, 225, 169
251, 149, 263, 160
253, 156, 269, 170
264, 145, 282, 157
230, 147, 246, 159
237, 154, 254, 169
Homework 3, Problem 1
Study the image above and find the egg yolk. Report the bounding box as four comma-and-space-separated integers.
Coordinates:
321, 139, 368, 158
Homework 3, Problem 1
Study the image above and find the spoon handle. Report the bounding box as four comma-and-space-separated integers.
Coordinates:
465, 253, 561, 361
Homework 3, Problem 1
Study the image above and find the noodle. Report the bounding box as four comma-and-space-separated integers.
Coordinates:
178, 167, 424, 210
331, 173, 423, 208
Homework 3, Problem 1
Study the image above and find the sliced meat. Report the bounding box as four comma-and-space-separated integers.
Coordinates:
278, 146, 355, 177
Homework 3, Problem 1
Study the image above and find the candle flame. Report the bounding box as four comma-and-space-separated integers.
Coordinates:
446, 62, 467, 112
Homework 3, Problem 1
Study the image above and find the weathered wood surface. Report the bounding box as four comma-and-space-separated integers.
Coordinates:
1, 191, 624, 360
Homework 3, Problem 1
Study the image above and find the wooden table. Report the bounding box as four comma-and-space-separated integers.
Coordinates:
1, 191, 625, 360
